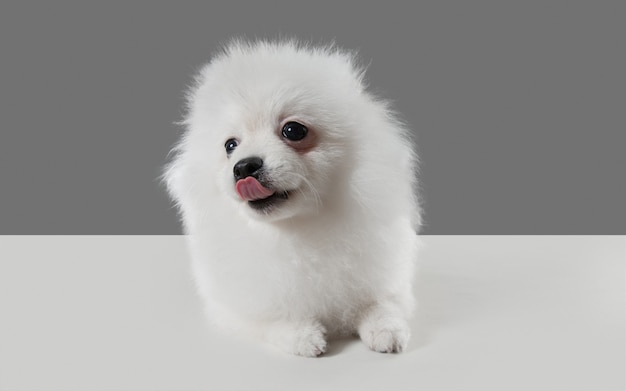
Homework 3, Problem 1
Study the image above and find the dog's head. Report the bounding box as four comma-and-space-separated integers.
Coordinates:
173, 40, 370, 222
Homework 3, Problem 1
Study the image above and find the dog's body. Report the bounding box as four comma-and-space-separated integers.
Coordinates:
165, 40, 421, 356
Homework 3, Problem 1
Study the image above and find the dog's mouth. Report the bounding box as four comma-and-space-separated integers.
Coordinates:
236, 177, 290, 211
248, 190, 290, 211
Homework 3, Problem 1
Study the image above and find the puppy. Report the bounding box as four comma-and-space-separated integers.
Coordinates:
164, 39, 421, 357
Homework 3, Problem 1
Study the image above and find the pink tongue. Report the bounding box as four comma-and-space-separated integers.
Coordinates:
236, 177, 275, 201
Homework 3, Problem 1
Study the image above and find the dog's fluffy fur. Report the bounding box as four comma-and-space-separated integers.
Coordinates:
164, 39, 421, 357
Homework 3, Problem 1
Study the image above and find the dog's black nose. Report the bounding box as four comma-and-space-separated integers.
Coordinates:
233, 157, 263, 180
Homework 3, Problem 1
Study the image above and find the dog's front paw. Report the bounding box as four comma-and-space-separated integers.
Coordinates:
359, 314, 410, 353
266, 320, 327, 357
293, 323, 327, 357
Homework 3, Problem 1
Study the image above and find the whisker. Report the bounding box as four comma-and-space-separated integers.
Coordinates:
289, 173, 322, 210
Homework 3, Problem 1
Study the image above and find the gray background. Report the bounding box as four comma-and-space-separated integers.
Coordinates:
0, 1, 624, 235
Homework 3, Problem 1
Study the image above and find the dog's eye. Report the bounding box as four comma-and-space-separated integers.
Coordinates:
225, 138, 239, 155
282, 122, 308, 141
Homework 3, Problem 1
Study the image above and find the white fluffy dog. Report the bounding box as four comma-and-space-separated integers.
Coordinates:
164, 39, 421, 357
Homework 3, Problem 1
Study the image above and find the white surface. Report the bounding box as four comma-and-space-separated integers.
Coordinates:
0, 236, 624, 391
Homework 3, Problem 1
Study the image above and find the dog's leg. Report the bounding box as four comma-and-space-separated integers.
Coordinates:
357, 302, 411, 353
263, 319, 327, 357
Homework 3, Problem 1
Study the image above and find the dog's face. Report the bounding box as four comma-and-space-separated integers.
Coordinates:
217, 109, 327, 221
183, 43, 366, 222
